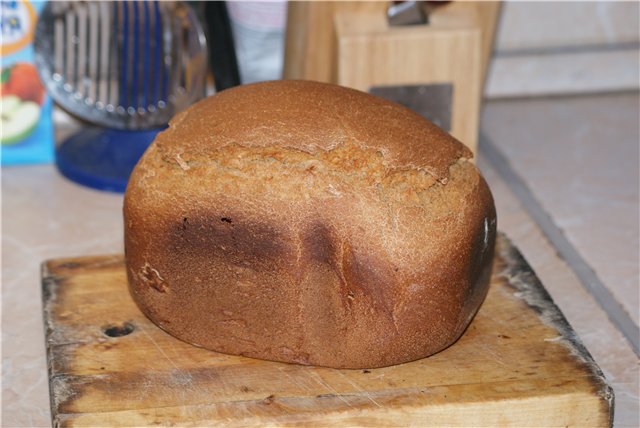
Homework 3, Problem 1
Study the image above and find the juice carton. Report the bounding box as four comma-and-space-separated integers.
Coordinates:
1, 0, 54, 165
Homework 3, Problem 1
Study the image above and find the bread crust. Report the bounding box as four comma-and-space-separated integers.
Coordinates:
124, 80, 496, 369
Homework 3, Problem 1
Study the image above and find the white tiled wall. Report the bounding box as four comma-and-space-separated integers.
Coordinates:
485, 1, 640, 98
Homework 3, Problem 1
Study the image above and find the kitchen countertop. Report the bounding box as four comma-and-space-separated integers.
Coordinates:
2, 93, 638, 427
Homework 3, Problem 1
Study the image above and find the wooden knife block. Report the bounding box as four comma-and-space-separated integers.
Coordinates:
285, 2, 492, 154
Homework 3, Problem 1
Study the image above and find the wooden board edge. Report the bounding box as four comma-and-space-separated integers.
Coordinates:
41, 260, 63, 428
495, 232, 615, 425
54, 389, 610, 428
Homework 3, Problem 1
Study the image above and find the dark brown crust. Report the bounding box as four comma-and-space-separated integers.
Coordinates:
124, 80, 496, 368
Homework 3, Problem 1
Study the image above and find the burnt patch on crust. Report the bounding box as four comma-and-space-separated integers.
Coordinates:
457, 177, 498, 330
304, 223, 339, 265
342, 244, 395, 320
169, 211, 288, 269
303, 223, 354, 308
303, 222, 394, 318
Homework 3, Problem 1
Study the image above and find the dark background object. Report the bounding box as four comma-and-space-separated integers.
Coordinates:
202, 1, 241, 90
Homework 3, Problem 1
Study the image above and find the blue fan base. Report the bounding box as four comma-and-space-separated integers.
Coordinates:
56, 127, 163, 193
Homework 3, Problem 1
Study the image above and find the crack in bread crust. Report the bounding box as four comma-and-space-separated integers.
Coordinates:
152, 80, 471, 180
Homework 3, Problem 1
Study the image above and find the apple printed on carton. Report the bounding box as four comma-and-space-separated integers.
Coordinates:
1, 62, 44, 144
2, 61, 45, 104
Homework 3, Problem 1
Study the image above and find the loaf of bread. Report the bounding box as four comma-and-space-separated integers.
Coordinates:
124, 80, 496, 369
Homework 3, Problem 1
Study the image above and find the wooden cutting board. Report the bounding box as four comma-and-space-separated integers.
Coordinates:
42, 234, 613, 427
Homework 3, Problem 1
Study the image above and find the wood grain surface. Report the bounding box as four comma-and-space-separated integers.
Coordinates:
42, 234, 613, 427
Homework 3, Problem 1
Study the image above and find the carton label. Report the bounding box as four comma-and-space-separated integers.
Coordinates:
1, 0, 54, 165
1, 0, 37, 54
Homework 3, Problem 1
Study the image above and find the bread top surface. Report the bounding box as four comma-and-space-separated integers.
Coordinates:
150, 80, 472, 182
